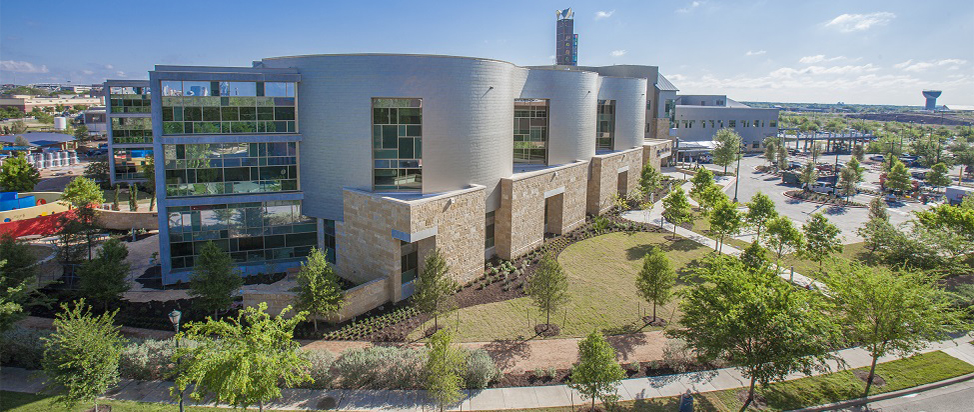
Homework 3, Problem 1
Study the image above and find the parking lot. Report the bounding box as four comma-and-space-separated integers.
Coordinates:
723, 154, 943, 244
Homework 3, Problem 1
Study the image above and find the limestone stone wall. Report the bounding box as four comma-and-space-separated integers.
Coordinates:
642, 139, 673, 171
95, 209, 159, 230
406, 187, 486, 285
497, 161, 588, 260
241, 276, 391, 321
338, 190, 406, 286
586, 148, 644, 215
653, 119, 671, 148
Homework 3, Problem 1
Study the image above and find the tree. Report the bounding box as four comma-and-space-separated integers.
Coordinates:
949, 141, 974, 180
639, 161, 662, 196
413, 248, 458, 332
868, 196, 889, 222
73, 125, 90, 144
801, 213, 843, 269
0, 259, 32, 333
78, 238, 131, 309
763, 137, 779, 170
739, 241, 770, 271
838, 158, 863, 199
857, 217, 898, 254
690, 168, 715, 198
568, 330, 626, 411
775, 141, 789, 173
712, 128, 743, 175
10, 120, 28, 134
189, 241, 242, 318
852, 144, 865, 161
0, 153, 40, 192
82, 156, 110, 188
670, 256, 837, 412
926, 162, 952, 191
292, 247, 343, 331
172, 303, 312, 412
885, 158, 912, 194
525, 253, 570, 332
662, 187, 693, 236
763, 216, 803, 268
61, 176, 104, 209
826, 264, 965, 397
635, 246, 675, 323
810, 142, 823, 162
0, 233, 37, 291
128, 183, 139, 211
710, 199, 743, 254
744, 192, 778, 243
915, 202, 974, 243
41, 299, 125, 411
142, 155, 156, 194
697, 184, 727, 216
799, 161, 818, 191
425, 329, 466, 411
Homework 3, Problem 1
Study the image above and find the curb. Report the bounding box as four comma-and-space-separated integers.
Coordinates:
787, 371, 974, 412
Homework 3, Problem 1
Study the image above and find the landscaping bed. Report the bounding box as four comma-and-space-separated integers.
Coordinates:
783, 190, 866, 207
493, 359, 721, 388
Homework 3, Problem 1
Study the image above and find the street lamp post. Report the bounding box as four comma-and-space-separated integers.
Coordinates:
168, 310, 184, 412
733, 143, 744, 203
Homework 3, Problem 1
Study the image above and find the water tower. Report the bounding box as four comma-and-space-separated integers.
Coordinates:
922, 90, 942, 110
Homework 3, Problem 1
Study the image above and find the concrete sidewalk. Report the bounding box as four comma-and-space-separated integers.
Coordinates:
3, 335, 972, 411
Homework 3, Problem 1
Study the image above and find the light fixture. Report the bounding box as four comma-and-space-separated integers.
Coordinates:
168, 310, 182, 328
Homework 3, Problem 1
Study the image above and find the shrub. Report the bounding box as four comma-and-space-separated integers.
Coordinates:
298, 349, 335, 389
0, 326, 49, 369
546, 366, 558, 378
333, 346, 427, 389
119, 339, 177, 380
661, 338, 696, 373
464, 349, 499, 389
533, 368, 545, 379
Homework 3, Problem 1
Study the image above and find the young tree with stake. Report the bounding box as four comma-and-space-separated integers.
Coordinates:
712, 128, 743, 175
189, 241, 243, 319
635, 246, 675, 324
710, 199, 743, 254
690, 168, 715, 199
425, 329, 467, 411
292, 247, 343, 332
801, 213, 843, 270
568, 330, 627, 411
662, 187, 693, 236
745, 192, 778, 242
413, 248, 458, 333
525, 253, 570, 334
763, 216, 804, 268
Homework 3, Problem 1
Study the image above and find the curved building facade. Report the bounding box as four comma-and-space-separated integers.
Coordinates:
148, 54, 672, 317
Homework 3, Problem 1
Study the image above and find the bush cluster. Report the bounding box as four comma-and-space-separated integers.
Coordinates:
0, 326, 50, 369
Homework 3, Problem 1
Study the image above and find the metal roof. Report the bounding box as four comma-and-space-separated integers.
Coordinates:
0, 132, 75, 147
655, 74, 680, 92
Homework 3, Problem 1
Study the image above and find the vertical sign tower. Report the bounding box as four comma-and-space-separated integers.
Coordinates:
556, 8, 577, 66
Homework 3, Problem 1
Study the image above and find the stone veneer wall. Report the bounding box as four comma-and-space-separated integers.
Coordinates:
642, 139, 673, 171
653, 119, 671, 148
241, 276, 391, 321
496, 161, 589, 260
95, 209, 160, 230
586, 148, 644, 215
338, 186, 485, 303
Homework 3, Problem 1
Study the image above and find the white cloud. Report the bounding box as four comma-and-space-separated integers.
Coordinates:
770, 64, 880, 78
799, 55, 846, 64
115, 71, 126, 77
81, 70, 95, 75
610, 50, 627, 57
0, 60, 49, 73
676, 1, 703, 13
895, 58, 968, 72
104, 64, 114, 69
746, 50, 767, 56
825, 12, 895, 32
595, 10, 614, 20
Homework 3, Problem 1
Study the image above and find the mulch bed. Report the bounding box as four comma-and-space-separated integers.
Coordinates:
534, 323, 561, 337
642, 316, 668, 327
853, 369, 887, 387
492, 361, 713, 388
736, 390, 768, 410
783, 190, 866, 208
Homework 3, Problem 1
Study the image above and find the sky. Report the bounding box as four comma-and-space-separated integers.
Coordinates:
1, 0, 972, 106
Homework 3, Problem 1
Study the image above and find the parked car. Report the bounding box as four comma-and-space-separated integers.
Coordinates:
870, 154, 885, 162
911, 171, 927, 180
805, 182, 836, 194
787, 161, 802, 170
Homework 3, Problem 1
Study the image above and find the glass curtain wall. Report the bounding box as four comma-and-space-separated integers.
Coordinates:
113, 149, 153, 180
109, 86, 151, 114
596, 100, 615, 151
167, 200, 316, 269
372, 98, 422, 191
514, 99, 548, 164
111, 117, 153, 144
160, 81, 296, 135
163, 142, 298, 196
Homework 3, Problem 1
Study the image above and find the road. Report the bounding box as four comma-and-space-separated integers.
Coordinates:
837, 378, 974, 412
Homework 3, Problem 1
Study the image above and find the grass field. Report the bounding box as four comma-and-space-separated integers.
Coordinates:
775, 242, 876, 278
408, 232, 711, 342
497, 351, 973, 412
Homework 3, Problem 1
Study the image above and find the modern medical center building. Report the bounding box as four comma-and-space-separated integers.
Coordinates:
139, 55, 675, 303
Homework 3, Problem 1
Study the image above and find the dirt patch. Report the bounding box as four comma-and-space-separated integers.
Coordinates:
735, 389, 768, 410
642, 316, 668, 327
535, 323, 560, 337
854, 369, 887, 387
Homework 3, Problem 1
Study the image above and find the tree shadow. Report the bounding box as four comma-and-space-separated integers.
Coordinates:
824, 205, 848, 215
626, 244, 659, 261
665, 239, 702, 252
606, 330, 649, 361
676, 259, 706, 285
480, 338, 532, 371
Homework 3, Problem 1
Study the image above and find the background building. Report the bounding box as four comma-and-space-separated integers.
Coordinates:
555, 8, 577, 66
672, 94, 779, 151
0, 95, 103, 112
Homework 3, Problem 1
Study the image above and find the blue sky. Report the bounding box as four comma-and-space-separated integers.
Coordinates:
1, 0, 971, 106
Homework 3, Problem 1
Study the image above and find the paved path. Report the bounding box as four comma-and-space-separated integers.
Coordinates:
3, 336, 972, 411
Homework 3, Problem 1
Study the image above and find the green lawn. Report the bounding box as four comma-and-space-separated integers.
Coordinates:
408, 232, 711, 342
0, 391, 326, 412
497, 351, 973, 412
708, 350, 974, 411
775, 242, 878, 278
